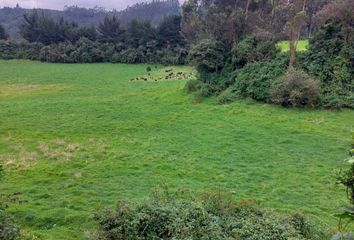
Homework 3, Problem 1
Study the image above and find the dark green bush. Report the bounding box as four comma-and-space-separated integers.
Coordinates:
231, 35, 279, 69
184, 79, 200, 93
270, 69, 321, 107
231, 53, 289, 102
188, 40, 226, 83
300, 21, 354, 108
334, 135, 354, 237
158, 47, 188, 65
93, 192, 325, 240
0, 40, 43, 60
116, 48, 146, 64
217, 88, 238, 105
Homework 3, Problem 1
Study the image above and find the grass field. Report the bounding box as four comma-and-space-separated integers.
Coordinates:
277, 39, 309, 52
0, 60, 353, 239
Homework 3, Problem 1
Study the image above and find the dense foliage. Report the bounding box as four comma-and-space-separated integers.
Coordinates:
0, 24, 7, 40
229, 53, 289, 103
0, 0, 180, 38
300, 21, 354, 108
231, 35, 279, 69
0, 9, 187, 65
185, 0, 353, 109
335, 135, 354, 237
270, 69, 321, 107
93, 192, 325, 240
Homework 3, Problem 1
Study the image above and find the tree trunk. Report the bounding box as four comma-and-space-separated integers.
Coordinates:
289, 37, 296, 68
245, 0, 251, 23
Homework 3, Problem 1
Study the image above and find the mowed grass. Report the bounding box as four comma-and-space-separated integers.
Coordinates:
0, 60, 353, 239
277, 39, 309, 52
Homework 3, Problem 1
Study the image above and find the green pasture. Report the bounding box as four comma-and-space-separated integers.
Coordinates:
0, 60, 352, 239
277, 40, 309, 52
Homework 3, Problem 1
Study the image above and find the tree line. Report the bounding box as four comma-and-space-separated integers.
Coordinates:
0, 0, 180, 38
0, 0, 353, 108
0, 9, 186, 65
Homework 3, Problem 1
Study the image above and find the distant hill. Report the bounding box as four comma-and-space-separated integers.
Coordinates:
0, 0, 180, 38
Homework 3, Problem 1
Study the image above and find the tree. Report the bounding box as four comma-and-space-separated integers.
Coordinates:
314, 0, 354, 45
21, 10, 98, 45
188, 39, 226, 83
0, 24, 7, 40
98, 16, 125, 44
20, 10, 41, 43
286, 0, 307, 68
157, 14, 185, 48
127, 19, 156, 48
305, 0, 329, 37
181, 0, 246, 50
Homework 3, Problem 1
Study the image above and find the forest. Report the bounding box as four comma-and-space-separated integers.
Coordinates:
0, 0, 353, 239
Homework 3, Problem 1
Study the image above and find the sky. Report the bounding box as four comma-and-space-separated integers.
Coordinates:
0, 0, 183, 10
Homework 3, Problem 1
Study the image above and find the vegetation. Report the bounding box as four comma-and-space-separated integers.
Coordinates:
277, 40, 309, 52
92, 191, 325, 239
0, 60, 353, 239
335, 135, 354, 236
0, 8, 186, 65
0, 0, 353, 238
270, 69, 321, 107
0, 24, 7, 40
0, 166, 21, 240
0, 0, 180, 38
300, 20, 354, 108
185, 0, 353, 109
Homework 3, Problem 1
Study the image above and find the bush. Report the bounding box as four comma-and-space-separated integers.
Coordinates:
231, 35, 279, 69
300, 21, 354, 108
270, 69, 321, 107
217, 88, 238, 105
188, 40, 226, 82
0, 40, 43, 60
92, 192, 325, 240
334, 135, 354, 237
116, 48, 146, 64
231, 53, 289, 102
184, 79, 200, 93
158, 47, 188, 65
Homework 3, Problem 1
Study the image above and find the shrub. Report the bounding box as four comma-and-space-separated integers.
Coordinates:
231, 53, 289, 102
217, 88, 238, 105
231, 35, 279, 69
117, 48, 146, 64
188, 40, 226, 83
159, 47, 188, 65
300, 21, 354, 108
334, 135, 354, 237
92, 191, 325, 240
184, 79, 200, 93
270, 69, 320, 107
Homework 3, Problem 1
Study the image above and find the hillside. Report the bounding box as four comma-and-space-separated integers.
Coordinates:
0, 0, 180, 38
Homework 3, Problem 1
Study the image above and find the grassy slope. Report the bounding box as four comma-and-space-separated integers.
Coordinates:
0, 60, 353, 239
277, 39, 309, 52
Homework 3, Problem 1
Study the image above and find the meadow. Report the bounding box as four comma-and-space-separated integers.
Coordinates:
0, 60, 353, 239
277, 39, 309, 52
